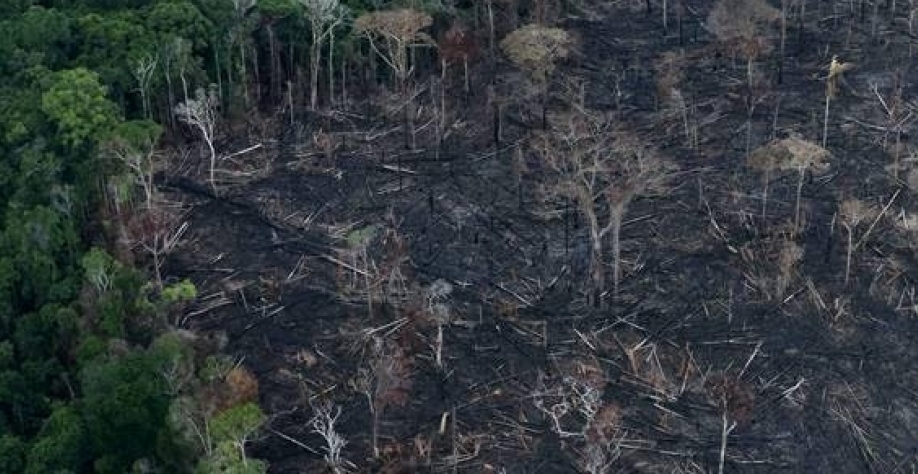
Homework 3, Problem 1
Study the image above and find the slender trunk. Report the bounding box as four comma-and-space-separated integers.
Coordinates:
165, 73, 176, 129
214, 47, 224, 109
611, 207, 624, 299
328, 28, 335, 106
208, 140, 217, 195
362, 243, 373, 320
463, 55, 470, 95
153, 248, 163, 289
487, 0, 495, 60
794, 167, 805, 233
761, 167, 770, 221
310, 37, 320, 109
180, 72, 190, 106
341, 53, 347, 107
772, 94, 781, 140
251, 46, 261, 104
267, 24, 278, 101
822, 93, 831, 148
371, 407, 379, 459
779, 1, 787, 84
844, 225, 853, 285
440, 59, 447, 145
591, 235, 604, 307
240, 39, 249, 107
746, 55, 754, 97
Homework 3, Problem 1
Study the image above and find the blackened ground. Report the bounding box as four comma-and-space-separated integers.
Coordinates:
167, 1, 918, 472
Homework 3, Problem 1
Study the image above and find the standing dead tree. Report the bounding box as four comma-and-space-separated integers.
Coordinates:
103, 122, 189, 289
355, 337, 413, 459
707, 0, 780, 93
707, 0, 780, 157
132, 54, 157, 120
500, 24, 573, 129
839, 198, 877, 286
175, 87, 220, 194
865, 76, 914, 179
354, 8, 434, 149
129, 202, 189, 289
750, 135, 831, 234
823, 56, 853, 148
299, 0, 348, 110
533, 110, 675, 305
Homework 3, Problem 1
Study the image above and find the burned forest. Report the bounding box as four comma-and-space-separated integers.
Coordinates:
3, 0, 918, 473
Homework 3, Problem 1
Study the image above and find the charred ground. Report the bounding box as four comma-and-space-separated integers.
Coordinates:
162, 1, 918, 472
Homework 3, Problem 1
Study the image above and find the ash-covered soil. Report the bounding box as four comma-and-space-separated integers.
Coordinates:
163, 1, 918, 472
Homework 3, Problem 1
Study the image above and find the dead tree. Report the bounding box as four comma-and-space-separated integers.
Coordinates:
500, 24, 573, 129
839, 199, 876, 286
104, 122, 163, 212
751, 135, 831, 234
707, 0, 780, 93
128, 203, 189, 289
175, 87, 220, 194
299, 0, 348, 109
355, 8, 434, 149
534, 110, 674, 305
707, 0, 780, 157
823, 56, 853, 148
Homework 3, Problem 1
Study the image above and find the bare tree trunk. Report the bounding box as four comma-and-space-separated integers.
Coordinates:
844, 225, 853, 285
779, 0, 787, 84
207, 140, 217, 195
794, 167, 805, 233
611, 217, 621, 299
487, 0, 495, 60
329, 28, 335, 106
590, 233, 604, 307
761, 167, 770, 221
310, 37, 321, 109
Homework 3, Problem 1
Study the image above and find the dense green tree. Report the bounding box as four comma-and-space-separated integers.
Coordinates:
24, 404, 89, 474
0, 434, 27, 473
6, 6, 73, 70
41, 68, 120, 149
80, 351, 172, 473
74, 11, 154, 108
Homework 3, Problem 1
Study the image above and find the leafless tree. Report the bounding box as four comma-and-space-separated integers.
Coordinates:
707, 0, 780, 93
129, 203, 189, 289
300, 0, 348, 109
868, 76, 914, 179
132, 54, 157, 120
309, 401, 351, 473
354, 337, 412, 459
823, 56, 853, 148
355, 8, 434, 148
533, 110, 675, 304
839, 199, 877, 285
175, 87, 220, 194
104, 125, 161, 212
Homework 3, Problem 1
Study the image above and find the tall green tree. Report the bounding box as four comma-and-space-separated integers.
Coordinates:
40, 68, 120, 149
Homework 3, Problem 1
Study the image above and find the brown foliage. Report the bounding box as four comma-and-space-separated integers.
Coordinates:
439, 22, 479, 65
706, 373, 755, 427
370, 339, 413, 411
707, 0, 780, 57
585, 403, 622, 444
500, 24, 573, 84
213, 365, 260, 413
